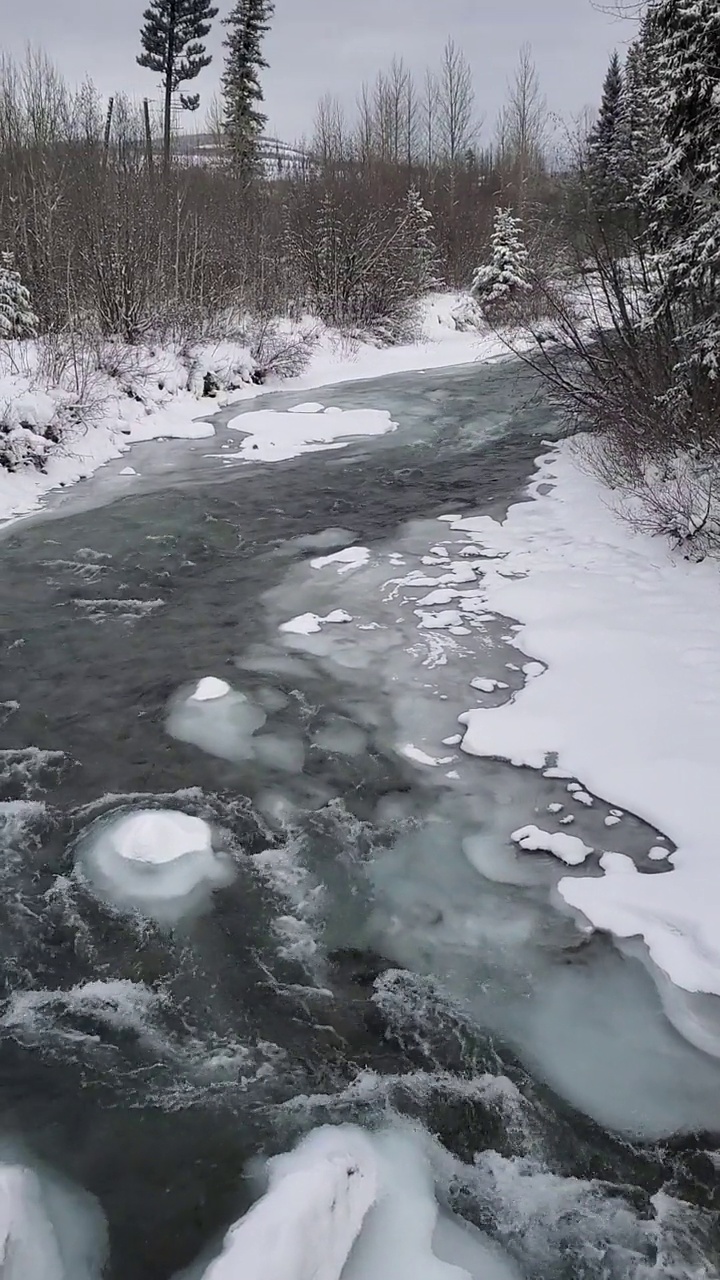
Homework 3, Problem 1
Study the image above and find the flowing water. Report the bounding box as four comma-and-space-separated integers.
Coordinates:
1, 360, 719, 1279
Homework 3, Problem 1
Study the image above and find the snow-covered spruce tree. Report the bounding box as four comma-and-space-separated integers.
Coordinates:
471, 208, 531, 315
587, 50, 624, 206
614, 18, 662, 209
644, 0, 720, 383
222, 0, 275, 174
137, 0, 219, 166
0, 254, 38, 338
402, 186, 441, 295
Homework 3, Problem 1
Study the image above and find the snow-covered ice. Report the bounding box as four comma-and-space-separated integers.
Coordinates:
0, 1157, 106, 1280
74, 809, 234, 923
195, 1126, 377, 1280
311, 547, 371, 575
225, 406, 396, 462
191, 677, 232, 702
450, 443, 720, 999
511, 824, 592, 866
280, 610, 352, 635
189, 1125, 517, 1280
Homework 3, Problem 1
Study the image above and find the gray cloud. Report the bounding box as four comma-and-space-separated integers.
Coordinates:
3, 0, 636, 142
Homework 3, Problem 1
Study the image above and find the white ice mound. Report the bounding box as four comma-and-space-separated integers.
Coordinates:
199, 1126, 377, 1280
511, 824, 592, 866
191, 677, 231, 702
191, 1125, 518, 1280
0, 1158, 106, 1280
75, 809, 234, 923
167, 679, 267, 763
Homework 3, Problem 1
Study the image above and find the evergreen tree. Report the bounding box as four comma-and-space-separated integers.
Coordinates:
471, 208, 531, 312
0, 254, 38, 338
137, 0, 219, 167
222, 0, 275, 173
587, 50, 624, 201
613, 23, 662, 206
402, 186, 441, 294
644, 0, 720, 375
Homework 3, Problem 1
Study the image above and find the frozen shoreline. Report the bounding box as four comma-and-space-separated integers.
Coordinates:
0, 294, 501, 529
452, 442, 720, 1000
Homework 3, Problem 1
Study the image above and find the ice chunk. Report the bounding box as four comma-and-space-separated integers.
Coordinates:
74, 809, 234, 923
119, 466, 137, 476
649, 846, 669, 861
167, 681, 267, 762
0, 1159, 106, 1280
191, 677, 231, 702
198, 1126, 377, 1280
547, 803, 563, 814
604, 815, 622, 827
287, 402, 325, 414
311, 547, 371, 575
511, 824, 592, 866
282, 610, 353, 633
470, 677, 507, 693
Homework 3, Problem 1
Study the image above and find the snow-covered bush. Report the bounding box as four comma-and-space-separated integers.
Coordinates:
0, 254, 38, 338
471, 208, 532, 317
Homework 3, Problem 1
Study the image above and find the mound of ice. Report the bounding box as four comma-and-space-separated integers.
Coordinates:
74, 809, 234, 923
511, 824, 592, 866
167, 679, 267, 762
198, 1126, 377, 1280
189, 1125, 517, 1280
0, 1158, 106, 1280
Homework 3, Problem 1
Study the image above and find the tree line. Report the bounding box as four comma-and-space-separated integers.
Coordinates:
520, 0, 720, 553
137, 0, 274, 170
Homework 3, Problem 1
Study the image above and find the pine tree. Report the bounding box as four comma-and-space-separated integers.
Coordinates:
402, 186, 441, 294
471, 208, 531, 312
644, 0, 720, 375
137, 0, 219, 167
222, 0, 275, 173
613, 24, 662, 206
587, 50, 624, 202
0, 254, 38, 338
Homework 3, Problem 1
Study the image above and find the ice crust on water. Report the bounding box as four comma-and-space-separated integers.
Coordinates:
74, 809, 234, 923
0, 1158, 106, 1280
191, 1126, 517, 1280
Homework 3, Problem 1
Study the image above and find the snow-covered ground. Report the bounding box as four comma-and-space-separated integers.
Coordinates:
450, 444, 720, 1002
0, 294, 498, 527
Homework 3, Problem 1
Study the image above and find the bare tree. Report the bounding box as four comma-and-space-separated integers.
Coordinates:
313, 93, 348, 163
499, 43, 549, 201
422, 69, 441, 168
437, 39, 476, 164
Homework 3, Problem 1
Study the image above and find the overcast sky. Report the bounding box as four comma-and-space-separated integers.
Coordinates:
3, 0, 637, 142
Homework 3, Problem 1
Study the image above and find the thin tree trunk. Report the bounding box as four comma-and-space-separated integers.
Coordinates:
163, 0, 176, 169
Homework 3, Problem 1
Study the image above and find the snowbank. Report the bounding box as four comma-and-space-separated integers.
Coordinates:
450, 444, 720, 997
0, 293, 501, 528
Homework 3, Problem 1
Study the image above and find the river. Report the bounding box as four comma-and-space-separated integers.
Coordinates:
0, 359, 718, 1279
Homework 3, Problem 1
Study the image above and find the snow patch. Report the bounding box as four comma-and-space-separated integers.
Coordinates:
511, 824, 593, 867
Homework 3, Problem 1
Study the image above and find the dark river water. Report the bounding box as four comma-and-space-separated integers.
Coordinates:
0, 360, 718, 1280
